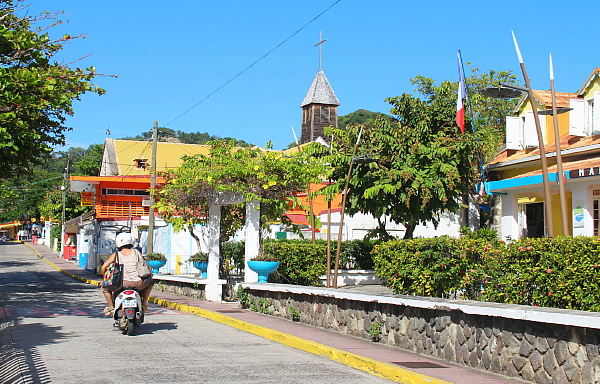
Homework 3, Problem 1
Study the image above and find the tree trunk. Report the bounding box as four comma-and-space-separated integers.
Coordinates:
187, 224, 202, 252
403, 222, 417, 239
376, 217, 393, 241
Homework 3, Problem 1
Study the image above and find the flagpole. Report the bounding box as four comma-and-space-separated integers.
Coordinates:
549, 54, 569, 235
457, 50, 487, 225
512, 31, 554, 237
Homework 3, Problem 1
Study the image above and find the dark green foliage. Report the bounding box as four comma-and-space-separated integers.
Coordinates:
340, 239, 376, 270
263, 240, 327, 286
222, 241, 246, 272
50, 224, 61, 250
121, 128, 253, 147
337, 109, 389, 131
0, 143, 102, 222
0, 1, 106, 179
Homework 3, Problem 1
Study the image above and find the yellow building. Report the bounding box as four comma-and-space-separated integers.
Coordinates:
487, 68, 600, 239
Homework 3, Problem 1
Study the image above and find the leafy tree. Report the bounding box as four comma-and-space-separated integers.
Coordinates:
461, 66, 520, 161
318, 69, 520, 239
320, 78, 477, 239
0, 1, 108, 179
121, 128, 254, 147
337, 109, 389, 131
154, 140, 325, 252
72, 144, 103, 176
0, 143, 102, 222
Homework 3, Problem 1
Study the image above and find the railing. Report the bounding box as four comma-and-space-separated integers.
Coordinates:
96, 198, 149, 218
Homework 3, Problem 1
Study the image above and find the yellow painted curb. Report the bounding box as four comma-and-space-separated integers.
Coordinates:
24, 242, 448, 384
149, 296, 450, 384
25, 243, 101, 287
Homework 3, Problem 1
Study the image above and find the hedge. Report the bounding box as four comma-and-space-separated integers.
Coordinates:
222, 239, 377, 286
373, 235, 600, 312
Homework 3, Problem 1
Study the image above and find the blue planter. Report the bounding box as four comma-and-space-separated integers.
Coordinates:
247, 261, 280, 283
147, 259, 167, 274
193, 261, 208, 278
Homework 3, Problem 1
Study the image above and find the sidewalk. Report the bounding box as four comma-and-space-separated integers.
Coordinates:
26, 242, 526, 384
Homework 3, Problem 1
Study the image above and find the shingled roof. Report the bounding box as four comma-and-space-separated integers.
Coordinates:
300, 70, 340, 107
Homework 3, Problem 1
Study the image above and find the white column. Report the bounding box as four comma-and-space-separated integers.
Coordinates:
244, 199, 260, 283
205, 200, 222, 302
501, 193, 519, 241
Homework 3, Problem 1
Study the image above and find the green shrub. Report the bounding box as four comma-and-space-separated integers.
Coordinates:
373, 235, 600, 312
50, 224, 61, 251
263, 239, 327, 286
340, 239, 376, 269
222, 241, 245, 272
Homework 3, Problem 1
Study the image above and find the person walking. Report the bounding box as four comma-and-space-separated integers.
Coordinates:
31, 229, 38, 245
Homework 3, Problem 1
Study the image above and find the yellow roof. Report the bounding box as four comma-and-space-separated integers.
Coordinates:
111, 139, 211, 176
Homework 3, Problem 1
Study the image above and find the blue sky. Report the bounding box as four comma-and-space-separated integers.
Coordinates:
25, 0, 600, 150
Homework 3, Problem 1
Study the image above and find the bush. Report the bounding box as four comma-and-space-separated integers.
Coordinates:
222, 238, 377, 286
263, 240, 327, 286
373, 235, 600, 312
222, 241, 245, 272
340, 239, 377, 269
50, 224, 61, 251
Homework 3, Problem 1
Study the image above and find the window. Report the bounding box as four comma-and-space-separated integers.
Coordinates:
134, 158, 148, 170
102, 188, 150, 196
587, 98, 595, 135
320, 106, 329, 123
595, 199, 599, 236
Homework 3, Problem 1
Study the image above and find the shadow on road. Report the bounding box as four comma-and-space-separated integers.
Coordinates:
135, 321, 179, 335
0, 319, 71, 384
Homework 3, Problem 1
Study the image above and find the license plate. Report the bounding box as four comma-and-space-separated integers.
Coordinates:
122, 299, 137, 308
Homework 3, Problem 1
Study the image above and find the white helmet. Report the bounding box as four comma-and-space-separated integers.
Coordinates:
115, 233, 135, 248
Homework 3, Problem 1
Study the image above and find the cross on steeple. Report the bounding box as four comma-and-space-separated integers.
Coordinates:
314, 31, 327, 70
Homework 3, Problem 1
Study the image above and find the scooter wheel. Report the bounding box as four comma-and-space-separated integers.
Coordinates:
126, 319, 135, 336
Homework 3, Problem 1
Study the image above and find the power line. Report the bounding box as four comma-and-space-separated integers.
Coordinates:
164, 0, 343, 127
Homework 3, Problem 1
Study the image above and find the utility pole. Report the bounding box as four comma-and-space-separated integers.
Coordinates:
60, 155, 70, 258
147, 120, 158, 254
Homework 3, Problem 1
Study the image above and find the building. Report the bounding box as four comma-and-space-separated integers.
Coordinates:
300, 69, 340, 144
69, 139, 213, 273
486, 68, 600, 239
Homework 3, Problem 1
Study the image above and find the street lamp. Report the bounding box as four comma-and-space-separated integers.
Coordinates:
483, 80, 554, 237
480, 32, 557, 237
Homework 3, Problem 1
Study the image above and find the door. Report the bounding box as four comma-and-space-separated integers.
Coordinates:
525, 202, 545, 238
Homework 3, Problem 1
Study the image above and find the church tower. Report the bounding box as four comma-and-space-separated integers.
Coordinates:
300, 33, 340, 144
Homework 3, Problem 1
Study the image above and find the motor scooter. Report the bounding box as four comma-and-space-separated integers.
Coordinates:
113, 288, 144, 335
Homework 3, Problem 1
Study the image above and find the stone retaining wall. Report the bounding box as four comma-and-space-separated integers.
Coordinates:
244, 285, 600, 384
153, 279, 206, 300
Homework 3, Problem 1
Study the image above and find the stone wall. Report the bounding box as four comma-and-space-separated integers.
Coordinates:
153, 279, 206, 300
245, 286, 600, 384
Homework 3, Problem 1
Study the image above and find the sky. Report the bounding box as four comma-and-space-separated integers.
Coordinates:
23, 0, 600, 151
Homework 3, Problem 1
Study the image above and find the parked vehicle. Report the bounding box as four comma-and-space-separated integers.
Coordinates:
113, 288, 144, 335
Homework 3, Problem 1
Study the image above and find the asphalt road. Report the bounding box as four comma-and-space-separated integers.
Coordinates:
0, 243, 391, 384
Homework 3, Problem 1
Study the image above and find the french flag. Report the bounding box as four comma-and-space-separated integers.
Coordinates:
456, 53, 466, 133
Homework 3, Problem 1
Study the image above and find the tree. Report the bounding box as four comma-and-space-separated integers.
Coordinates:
0, 143, 103, 222
0, 1, 109, 179
121, 128, 254, 147
320, 70, 519, 240
337, 109, 389, 131
154, 140, 325, 251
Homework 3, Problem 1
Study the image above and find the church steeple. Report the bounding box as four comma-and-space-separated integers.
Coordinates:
300, 33, 340, 144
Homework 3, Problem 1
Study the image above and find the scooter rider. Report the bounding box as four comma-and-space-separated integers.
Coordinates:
101, 233, 154, 315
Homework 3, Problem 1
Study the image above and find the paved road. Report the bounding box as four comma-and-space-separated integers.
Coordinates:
0, 243, 391, 383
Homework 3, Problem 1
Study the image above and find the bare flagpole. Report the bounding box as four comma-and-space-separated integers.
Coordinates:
549, 54, 569, 235
512, 31, 554, 237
